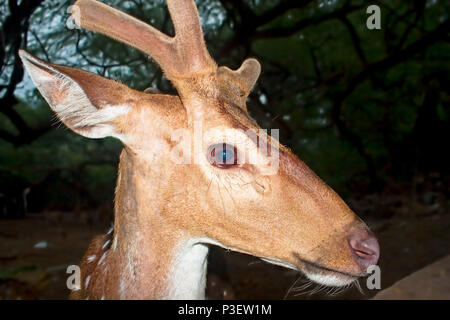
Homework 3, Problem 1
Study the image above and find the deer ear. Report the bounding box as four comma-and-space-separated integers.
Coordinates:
217, 58, 261, 111
234, 58, 261, 93
19, 50, 133, 140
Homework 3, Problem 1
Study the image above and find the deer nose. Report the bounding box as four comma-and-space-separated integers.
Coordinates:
348, 229, 380, 273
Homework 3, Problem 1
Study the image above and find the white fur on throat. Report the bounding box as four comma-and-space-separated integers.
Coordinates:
167, 239, 209, 300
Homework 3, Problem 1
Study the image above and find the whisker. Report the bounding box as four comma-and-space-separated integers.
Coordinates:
292, 279, 312, 291
292, 279, 314, 296
354, 279, 365, 295
283, 273, 303, 300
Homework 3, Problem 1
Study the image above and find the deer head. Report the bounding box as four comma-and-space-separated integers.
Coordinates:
19, 0, 379, 299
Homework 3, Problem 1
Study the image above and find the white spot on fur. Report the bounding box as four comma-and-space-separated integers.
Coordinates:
102, 239, 111, 250
119, 277, 126, 300
98, 251, 108, 266
84, 275, 91, 289
87, 255, 96, 263
113, 235, 118, 251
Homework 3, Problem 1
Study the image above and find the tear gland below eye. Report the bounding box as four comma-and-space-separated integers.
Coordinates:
208, 143, 238, 169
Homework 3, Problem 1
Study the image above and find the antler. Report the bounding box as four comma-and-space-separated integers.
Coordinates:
73, 0, 216, 79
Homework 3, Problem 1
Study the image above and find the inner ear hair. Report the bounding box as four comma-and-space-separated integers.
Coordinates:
19, 50, 132, 140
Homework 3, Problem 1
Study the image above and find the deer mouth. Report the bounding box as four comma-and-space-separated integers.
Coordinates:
293, 253, 361, 287
260, 254, 360, 287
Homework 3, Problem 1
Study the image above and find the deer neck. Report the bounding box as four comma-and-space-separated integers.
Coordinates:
83, 149, 209, 300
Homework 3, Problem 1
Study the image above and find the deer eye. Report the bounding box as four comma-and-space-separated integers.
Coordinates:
208, 143, 238, 168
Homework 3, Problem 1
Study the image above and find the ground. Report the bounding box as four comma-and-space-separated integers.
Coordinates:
0, 191, 449, 299
373, 254, 450, 300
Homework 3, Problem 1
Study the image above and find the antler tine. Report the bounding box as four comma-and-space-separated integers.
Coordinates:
165, 0, 216, 76
73, 0, 215, 80
73, 0, 176, 74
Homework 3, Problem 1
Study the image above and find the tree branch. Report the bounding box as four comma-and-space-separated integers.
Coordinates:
254, 0, 314, 27
339, 16, 367, 67
326, 18, 449, 190
252, 5, 363, 39
0, 0, 49, 146
339, 18, 450, 102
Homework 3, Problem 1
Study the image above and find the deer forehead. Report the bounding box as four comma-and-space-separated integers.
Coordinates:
121, 92, 256, 136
